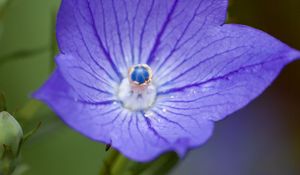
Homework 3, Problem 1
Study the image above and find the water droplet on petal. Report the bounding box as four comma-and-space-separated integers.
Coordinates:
144, 111, 154, 118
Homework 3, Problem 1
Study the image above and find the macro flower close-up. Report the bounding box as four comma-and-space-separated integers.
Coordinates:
33, 0, 300, 162
1, 0, 300, 174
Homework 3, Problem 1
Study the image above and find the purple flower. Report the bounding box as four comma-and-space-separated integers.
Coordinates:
34, 0, 300, 162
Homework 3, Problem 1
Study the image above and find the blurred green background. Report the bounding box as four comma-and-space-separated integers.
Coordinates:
0, 0, 299, 175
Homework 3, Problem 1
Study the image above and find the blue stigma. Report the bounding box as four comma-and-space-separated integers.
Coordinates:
130, 65, 150, 85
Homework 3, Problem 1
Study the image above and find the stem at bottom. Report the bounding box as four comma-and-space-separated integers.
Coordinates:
99, 148, 179, 175
99, 149, 120, 175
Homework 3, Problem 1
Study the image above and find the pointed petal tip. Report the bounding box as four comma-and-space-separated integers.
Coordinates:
290, 48, 300, 61
31, 88, 43, 101
175, 148, 187, 159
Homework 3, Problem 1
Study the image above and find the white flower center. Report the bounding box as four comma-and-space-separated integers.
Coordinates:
117, 64, 156, 111
117, 79, 157, 111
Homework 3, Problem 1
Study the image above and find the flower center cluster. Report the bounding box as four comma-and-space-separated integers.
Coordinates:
130, 65, 151, 85
117, 64, 156, 111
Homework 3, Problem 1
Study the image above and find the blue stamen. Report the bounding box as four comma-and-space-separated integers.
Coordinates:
130, 65, 150, 85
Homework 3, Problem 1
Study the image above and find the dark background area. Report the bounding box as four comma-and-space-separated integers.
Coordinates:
0, 0, 299, 175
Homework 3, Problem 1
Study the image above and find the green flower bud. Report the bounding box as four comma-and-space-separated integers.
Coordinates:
0, 111, 23, 158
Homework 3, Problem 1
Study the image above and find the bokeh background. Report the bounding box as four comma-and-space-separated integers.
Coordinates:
0, 0, 299, 175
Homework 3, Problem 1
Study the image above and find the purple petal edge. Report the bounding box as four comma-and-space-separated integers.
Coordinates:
156, 24, 300, 126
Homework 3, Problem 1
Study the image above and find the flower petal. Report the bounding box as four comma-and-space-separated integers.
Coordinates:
57, 0, 228, 77
55, 54, 116, 102
140, 108, 214, 157
33, 70, 122, 144
156, 24, 300, 121
57, 0, 123, 81
112, 111, 214, 161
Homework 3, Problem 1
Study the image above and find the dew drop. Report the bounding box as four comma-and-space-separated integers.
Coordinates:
144, 111, 154, 118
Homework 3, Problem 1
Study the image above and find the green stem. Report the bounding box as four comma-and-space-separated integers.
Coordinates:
99, 150, 179, 175
99, 149, 120, 175
130, 152, 179, 175
143, 153, 179, 175
111, 155, 130, 175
